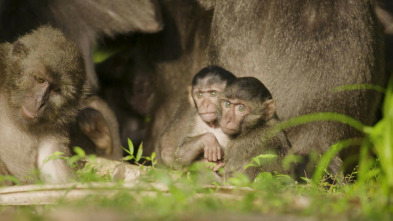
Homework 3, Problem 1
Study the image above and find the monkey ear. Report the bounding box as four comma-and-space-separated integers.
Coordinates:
264, 99, 276, 120
187, 85, 196, 108
12, 41, 29, 58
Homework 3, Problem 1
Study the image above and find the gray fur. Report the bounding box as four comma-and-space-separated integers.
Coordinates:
0, 26, 88, 184
207, 0, 385, 174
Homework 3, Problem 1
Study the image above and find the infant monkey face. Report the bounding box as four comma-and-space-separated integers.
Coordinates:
192, 82, 226, 123
219, 98, 249, 136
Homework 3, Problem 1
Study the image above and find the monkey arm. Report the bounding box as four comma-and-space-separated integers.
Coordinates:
173, 134, 212, 169
157, 102, 199, 168
158, 117, 191, 167
173, 132, 223, 169
37, 136, 72, 184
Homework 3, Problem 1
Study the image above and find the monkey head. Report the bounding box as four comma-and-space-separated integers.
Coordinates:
2, 26, 88, 132
190, 65, 236, 125
219, 77, 276, 137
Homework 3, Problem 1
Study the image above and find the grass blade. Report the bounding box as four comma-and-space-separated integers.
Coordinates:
268, 112, 366, 139
312, 138, 363, 184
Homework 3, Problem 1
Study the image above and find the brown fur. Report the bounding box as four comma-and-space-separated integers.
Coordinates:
223, 117, 290, 180
50, 0, 384, 178
219, 77, 291, 180
0, 26, 88, 184
206, 0, 385, 175
157, 66, 235, 168
70, 96, 122, 160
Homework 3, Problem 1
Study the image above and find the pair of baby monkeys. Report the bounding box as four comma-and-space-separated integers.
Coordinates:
158, 66, 291, 180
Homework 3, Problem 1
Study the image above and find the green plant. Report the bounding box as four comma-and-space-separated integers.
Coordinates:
43, 146, 110, 182
122, 138, 157, 167
244, 154, 278, 170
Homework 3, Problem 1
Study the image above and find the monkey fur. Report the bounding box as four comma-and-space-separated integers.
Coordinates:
0, 26, 88, 184
70, 96, 123, 160
157, 66, 236, 168
219, 77, 291, 181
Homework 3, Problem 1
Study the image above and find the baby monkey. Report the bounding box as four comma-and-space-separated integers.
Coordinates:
218, 77, 291, 180
158, 66, 236, 169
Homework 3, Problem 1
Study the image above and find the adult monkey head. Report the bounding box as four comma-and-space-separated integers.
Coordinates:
191, 65, 236, 127
219, 77, 276, 137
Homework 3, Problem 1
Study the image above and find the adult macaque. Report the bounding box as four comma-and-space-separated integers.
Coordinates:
0, 1, 163, 158
157, 66, 236, 168
70, 96, 122, 160
219, 77, 291, 180
0, 26, 88, 184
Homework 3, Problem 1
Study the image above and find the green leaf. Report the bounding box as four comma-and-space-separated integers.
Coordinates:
67, 155, 82, 167
92, 47, 122, 64
252, 156, 261, 165
122, 146, 131, 155
43, 151, 67, 164
128, 138, 134, 156
244, 162, 257, 170
244, 154, 278, 170
267, 112, 366, 141
254, 154, 278, 159
123, 155, 134, 161
300, 177, 313, 184
136, 142, 143, 162
73, 146, 86, 157
227, 173, 250, 187
254, 172, 273, 182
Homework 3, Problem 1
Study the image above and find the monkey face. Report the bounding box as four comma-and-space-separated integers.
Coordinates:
4, 28, 87, 131
17, 70, 59, 123
9, 65, 70, 129
192, 82, 226, 123
219, 98, 249, 136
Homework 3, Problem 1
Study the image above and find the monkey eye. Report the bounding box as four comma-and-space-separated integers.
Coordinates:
210, 91, 217, 97
196, 92, 204, 98
223, 100, 231, 108
238, 105, 246, 112
35, 76, 46, 84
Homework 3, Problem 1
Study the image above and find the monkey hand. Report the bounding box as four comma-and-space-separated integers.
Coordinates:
212, 161, 225, 172
202, 133, 222, 162
201, 159, 225, 172
78, 108, 112, 156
